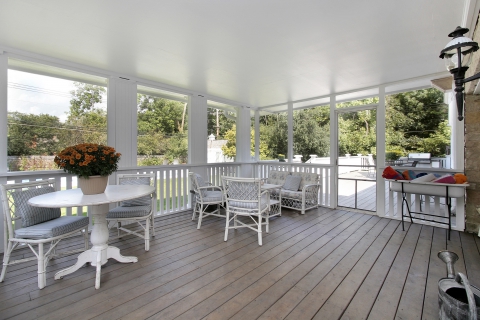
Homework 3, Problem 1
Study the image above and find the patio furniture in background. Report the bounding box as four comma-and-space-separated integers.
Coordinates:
264, 170, 321, 214
189, 172, 225, 229
0, 179, 89, 289
106, 173, 156, 251
222, 176, 273, 246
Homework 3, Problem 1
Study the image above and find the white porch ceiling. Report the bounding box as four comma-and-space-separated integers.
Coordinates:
0, 0, 473, 108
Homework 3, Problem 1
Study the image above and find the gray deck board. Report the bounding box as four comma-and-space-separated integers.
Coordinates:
0, 207, 479, 320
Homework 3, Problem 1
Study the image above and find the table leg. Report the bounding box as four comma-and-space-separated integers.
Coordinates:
54, 203, 138, 289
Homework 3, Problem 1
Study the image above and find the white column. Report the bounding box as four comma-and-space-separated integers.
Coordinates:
236, 106, 251, 162
107, 77, 138, 168
236, 106, 253, 177
188, 95, 208, 164
0, 52, 7, 253
0, 52, 7, 174
448, 90, 465, 170
287, 102, 293, 162
254, 110, 260, 161
376, 86, 386, 217
329, 95, 338, 208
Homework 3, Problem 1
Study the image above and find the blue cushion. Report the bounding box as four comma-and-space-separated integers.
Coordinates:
11, 187, 61, 228
198, 190, 223, 203
14, 216, 89, 239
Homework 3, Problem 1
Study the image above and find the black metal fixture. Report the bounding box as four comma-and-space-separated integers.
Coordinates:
440, 26, 480, 120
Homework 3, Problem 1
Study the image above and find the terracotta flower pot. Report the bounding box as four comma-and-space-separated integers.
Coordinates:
77, 175, 109, 195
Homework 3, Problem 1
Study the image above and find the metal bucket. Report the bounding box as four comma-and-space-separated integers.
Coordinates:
438, 275, 480, 320
437, 250, 480, 320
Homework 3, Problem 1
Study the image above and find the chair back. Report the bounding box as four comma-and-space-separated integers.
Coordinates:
117, 173, 156, 210
222, 177, 262, 201
0, 179, 57, 241
189, 172, 209, 197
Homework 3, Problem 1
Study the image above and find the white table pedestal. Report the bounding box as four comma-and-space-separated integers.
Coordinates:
54, 203, 137, 289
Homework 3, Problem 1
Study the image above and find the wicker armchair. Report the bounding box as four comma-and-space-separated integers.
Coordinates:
0, 179, 89, 289
222, 176, 271, 246
189, 172, 224, 229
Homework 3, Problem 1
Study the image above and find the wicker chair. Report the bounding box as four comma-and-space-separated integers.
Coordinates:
222, 176, 271, 246
0, 179, 89, 289
189, 172, 224, 229
106, 173, 156, 251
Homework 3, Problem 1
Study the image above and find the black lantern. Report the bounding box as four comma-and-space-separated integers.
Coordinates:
440, 26, 480, 120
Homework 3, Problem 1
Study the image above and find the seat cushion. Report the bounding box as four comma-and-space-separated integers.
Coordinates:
283, 175, 302, 191
228, 194, 269, 211
14, 216, 89, 239
120, 177, 152, 207
280, 189, 303, 200
107, 205, 151, 219
197, 190, 223, 203
11, 187, 61, 228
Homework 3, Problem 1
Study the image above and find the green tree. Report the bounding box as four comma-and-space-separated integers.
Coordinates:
137, 95, 186, 135
63, 82, 107, 145
164, 133, 188, 163
7, 112, 63, 156
293, 108, 330, 160
207, 108, 236, 139
386, 88, 448, 156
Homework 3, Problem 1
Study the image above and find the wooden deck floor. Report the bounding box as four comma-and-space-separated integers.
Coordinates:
1, 208, 479, 320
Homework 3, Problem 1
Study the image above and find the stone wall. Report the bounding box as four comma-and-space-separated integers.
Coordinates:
464, 16, 480, 234
465, 95, 480, 233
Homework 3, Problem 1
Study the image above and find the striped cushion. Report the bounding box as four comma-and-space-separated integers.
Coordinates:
14, 216, 89, 239
228, 194, 269, 211
11, 187, 61, 228
107, 205, 151, 219
197, 190, 223, 202
120, 177, 152, 207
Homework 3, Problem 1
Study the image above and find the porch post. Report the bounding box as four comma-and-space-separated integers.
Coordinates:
0, 52, 7, 174
330, 95, 338, 208
254, 110, 260, 161
107, 77, 138, 168
449, 90, 465, 170
236, 106, 253, 176
376, 86, 386, 217
188, 95, 208, 165
287, 102, 293, 163
0, 52, 7, 253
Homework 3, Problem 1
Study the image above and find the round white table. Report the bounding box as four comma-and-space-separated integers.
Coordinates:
28, 184, 155, 289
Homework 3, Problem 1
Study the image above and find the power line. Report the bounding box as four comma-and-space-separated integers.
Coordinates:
8, 82, 72, 98
8, 121, 107, 133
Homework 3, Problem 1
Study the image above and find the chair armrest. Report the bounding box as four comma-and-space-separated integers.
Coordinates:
301, 183, 321, 193
198, 185, 223, 192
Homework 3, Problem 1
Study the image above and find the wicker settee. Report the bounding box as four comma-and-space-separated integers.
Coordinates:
264, 170, 321, 214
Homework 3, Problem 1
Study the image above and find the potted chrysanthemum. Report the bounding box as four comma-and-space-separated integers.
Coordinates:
54, 143, 121, 194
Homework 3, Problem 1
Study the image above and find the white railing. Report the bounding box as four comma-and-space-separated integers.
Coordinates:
0, 163, 242, 248
254, 162, 334, 208
383, 167, 465, 231
0, 162, 467, 253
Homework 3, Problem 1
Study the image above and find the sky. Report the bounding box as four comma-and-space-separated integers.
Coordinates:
8, 69, 107, 122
